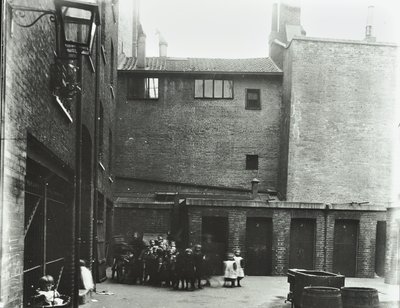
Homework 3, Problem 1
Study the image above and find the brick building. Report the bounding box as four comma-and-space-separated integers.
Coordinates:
114, 0, 399, 281
0, 0, 118, 307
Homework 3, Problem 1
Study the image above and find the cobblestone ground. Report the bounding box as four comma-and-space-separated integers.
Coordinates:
84, 271, 399, 308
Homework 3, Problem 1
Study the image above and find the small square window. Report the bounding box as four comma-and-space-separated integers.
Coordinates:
246, 89, 261, 110
246, 155, 258, 170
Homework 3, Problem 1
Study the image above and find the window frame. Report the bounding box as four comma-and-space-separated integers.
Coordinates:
127, 77, 160, 100
194, 79, 234, 99
245, 88, 261, 110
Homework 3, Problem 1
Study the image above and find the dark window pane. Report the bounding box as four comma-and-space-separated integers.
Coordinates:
246, 155, 258, 170
204, 80, 213, 98
214, 80, 223, 98
127, 78, 144, 98
223, 80, 233, 98
248, 92, 259, 100
195, 80, 203, 98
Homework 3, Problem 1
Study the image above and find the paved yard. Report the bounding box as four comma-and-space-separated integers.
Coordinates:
84, 272, 399, 308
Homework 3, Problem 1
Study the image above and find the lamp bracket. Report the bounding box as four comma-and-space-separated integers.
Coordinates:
8, 3, 57, 30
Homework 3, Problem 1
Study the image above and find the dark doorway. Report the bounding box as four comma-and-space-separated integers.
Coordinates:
96, 193, 107, 282
245, 217, 272, 275
375, 221, 386, 277
289, 219, 315, 269
201, 216, 228, 275
24, 158, 73, 306
333, 219, 358, 277
105, 200, 114, 265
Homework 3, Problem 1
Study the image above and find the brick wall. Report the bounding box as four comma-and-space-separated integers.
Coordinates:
3, 1, 74, 306
284, 38, 398, 204
113, 205, 172, 239
186, 201, 385, 277
115, 74, 282, 192
1, 0, 118, 306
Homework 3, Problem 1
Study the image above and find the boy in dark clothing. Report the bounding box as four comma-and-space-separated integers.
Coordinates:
182, 248, 196, 291
193, 244, 205, 289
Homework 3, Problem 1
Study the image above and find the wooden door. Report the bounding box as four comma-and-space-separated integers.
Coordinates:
201, 216, 228, 275
333, 220, 358, 277
375, 221, 386, 277
245, 217, 272, 275
289, 219, 315, 269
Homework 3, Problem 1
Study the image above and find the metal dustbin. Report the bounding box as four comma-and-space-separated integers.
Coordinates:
287, 269, 345, 308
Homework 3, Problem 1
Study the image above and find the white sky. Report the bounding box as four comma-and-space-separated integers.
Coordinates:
122, 0, 400, 58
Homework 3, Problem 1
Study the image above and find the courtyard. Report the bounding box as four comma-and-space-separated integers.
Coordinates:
84, 271, 399, 308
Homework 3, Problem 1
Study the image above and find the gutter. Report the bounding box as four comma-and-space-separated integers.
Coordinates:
117, 70, 283, 76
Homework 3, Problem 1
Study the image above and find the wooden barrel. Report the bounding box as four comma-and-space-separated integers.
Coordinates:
341, 287, 379, 308
301, 286, 342, 308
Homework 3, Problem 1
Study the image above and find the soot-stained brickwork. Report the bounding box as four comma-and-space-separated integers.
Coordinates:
1, 0, 118, 306
113, 0, 398, 281
115, 73, 282, 192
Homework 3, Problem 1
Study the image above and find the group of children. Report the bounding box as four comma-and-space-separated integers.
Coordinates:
113, 234, 209, 290
113, 233, 246, 290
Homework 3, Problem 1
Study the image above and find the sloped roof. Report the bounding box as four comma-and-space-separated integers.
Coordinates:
118, 56, 282, 74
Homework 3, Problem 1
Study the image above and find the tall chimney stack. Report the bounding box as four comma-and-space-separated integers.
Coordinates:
271, 2, 278, 33
136, 25, 146, 68
365, 5, 376, 42
132, 0, 141, 57
158, 32, 168, 57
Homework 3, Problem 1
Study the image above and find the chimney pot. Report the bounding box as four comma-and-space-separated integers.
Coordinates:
365, 5, 376, 42
158, 34, 168, 57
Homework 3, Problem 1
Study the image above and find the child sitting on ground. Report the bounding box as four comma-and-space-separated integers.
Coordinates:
33, 275, 64, 306
223, 252, 237, 287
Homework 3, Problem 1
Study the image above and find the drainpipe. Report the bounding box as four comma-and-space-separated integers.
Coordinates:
92, 25, 100, 290
73, 50, 83, 308
323, 203, 330, 271
0, 1, 7, 300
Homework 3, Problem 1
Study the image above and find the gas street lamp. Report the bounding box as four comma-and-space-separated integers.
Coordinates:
54, 0, 100, 56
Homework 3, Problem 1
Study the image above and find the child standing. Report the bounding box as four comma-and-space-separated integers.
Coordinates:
223, 252, 237, 287
233, 249, 245, 287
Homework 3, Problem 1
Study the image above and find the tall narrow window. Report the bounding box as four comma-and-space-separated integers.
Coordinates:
108, 129, 112, 174
101, 1, 106, 44
246, 89, 261, 110
99, 103, 104, 161
110, 42, 114, 85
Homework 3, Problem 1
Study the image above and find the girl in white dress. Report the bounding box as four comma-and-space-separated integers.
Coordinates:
223, 252, 237, 287
233, 249, 245, 287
